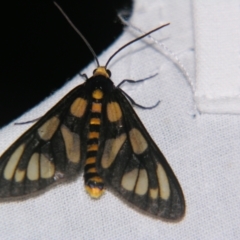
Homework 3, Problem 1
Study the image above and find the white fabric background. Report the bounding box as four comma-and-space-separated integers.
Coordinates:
193, 0, 240, 114
0, 0, 240, 239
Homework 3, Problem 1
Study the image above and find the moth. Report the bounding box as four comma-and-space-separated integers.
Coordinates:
0, 3, 185, 221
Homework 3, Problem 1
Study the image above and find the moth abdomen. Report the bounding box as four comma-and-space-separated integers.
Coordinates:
84, 81, 105, 198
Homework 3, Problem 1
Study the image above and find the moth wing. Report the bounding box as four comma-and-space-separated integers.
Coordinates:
97, 88, 185, 221
0, 84, 90, 199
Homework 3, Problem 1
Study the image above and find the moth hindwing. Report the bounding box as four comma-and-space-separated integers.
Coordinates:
0, 3, 185, 220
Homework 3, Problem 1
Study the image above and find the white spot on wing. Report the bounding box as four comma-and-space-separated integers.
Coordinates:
107, 102, 122, 122
129, 128, 148, 154
40, 154, 55, 179
70, 98, 87, 117
61, 125, 81, 163
149, 188, 158, 199
38, 116, 60, 141
4, 144, 25, 180
135, 169, 148, 195
156, 163, 170, 200
121, 168, 138, 191
14, 169, 26, 182
101, 133, 126, 168
27, 153, 40, 181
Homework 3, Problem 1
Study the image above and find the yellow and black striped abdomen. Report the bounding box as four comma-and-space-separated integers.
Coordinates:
84, 89, 105, 198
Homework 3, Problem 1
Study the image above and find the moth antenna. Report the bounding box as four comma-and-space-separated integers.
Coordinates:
105, 23, 170, 68
54, 2, 100, 67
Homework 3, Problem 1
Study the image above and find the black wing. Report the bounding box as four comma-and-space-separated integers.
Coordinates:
96, 88, 185, 221
0, 84, 91, 199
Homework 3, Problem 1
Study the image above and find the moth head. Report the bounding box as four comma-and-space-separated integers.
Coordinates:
93, 67, 111, 78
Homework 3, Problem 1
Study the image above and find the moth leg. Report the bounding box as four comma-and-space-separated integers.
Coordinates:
14, 117, 41, 125
79, 73, 88, 80
120, 89, 160, 110
117, 73, 158, 88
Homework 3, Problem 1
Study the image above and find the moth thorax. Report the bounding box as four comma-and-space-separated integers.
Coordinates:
85, 177, 105, 199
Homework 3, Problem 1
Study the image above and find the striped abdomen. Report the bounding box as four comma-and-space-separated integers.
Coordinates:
84, 89, 105, 198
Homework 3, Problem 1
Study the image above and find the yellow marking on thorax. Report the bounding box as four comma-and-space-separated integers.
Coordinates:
92, 102, 102, 113
93, 67, 109, 78
92, 89, 103, 100
90, 118, 101, 125
70, 97, 87, 117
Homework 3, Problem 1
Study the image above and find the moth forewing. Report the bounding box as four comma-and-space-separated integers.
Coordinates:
0, 84, 90, 198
